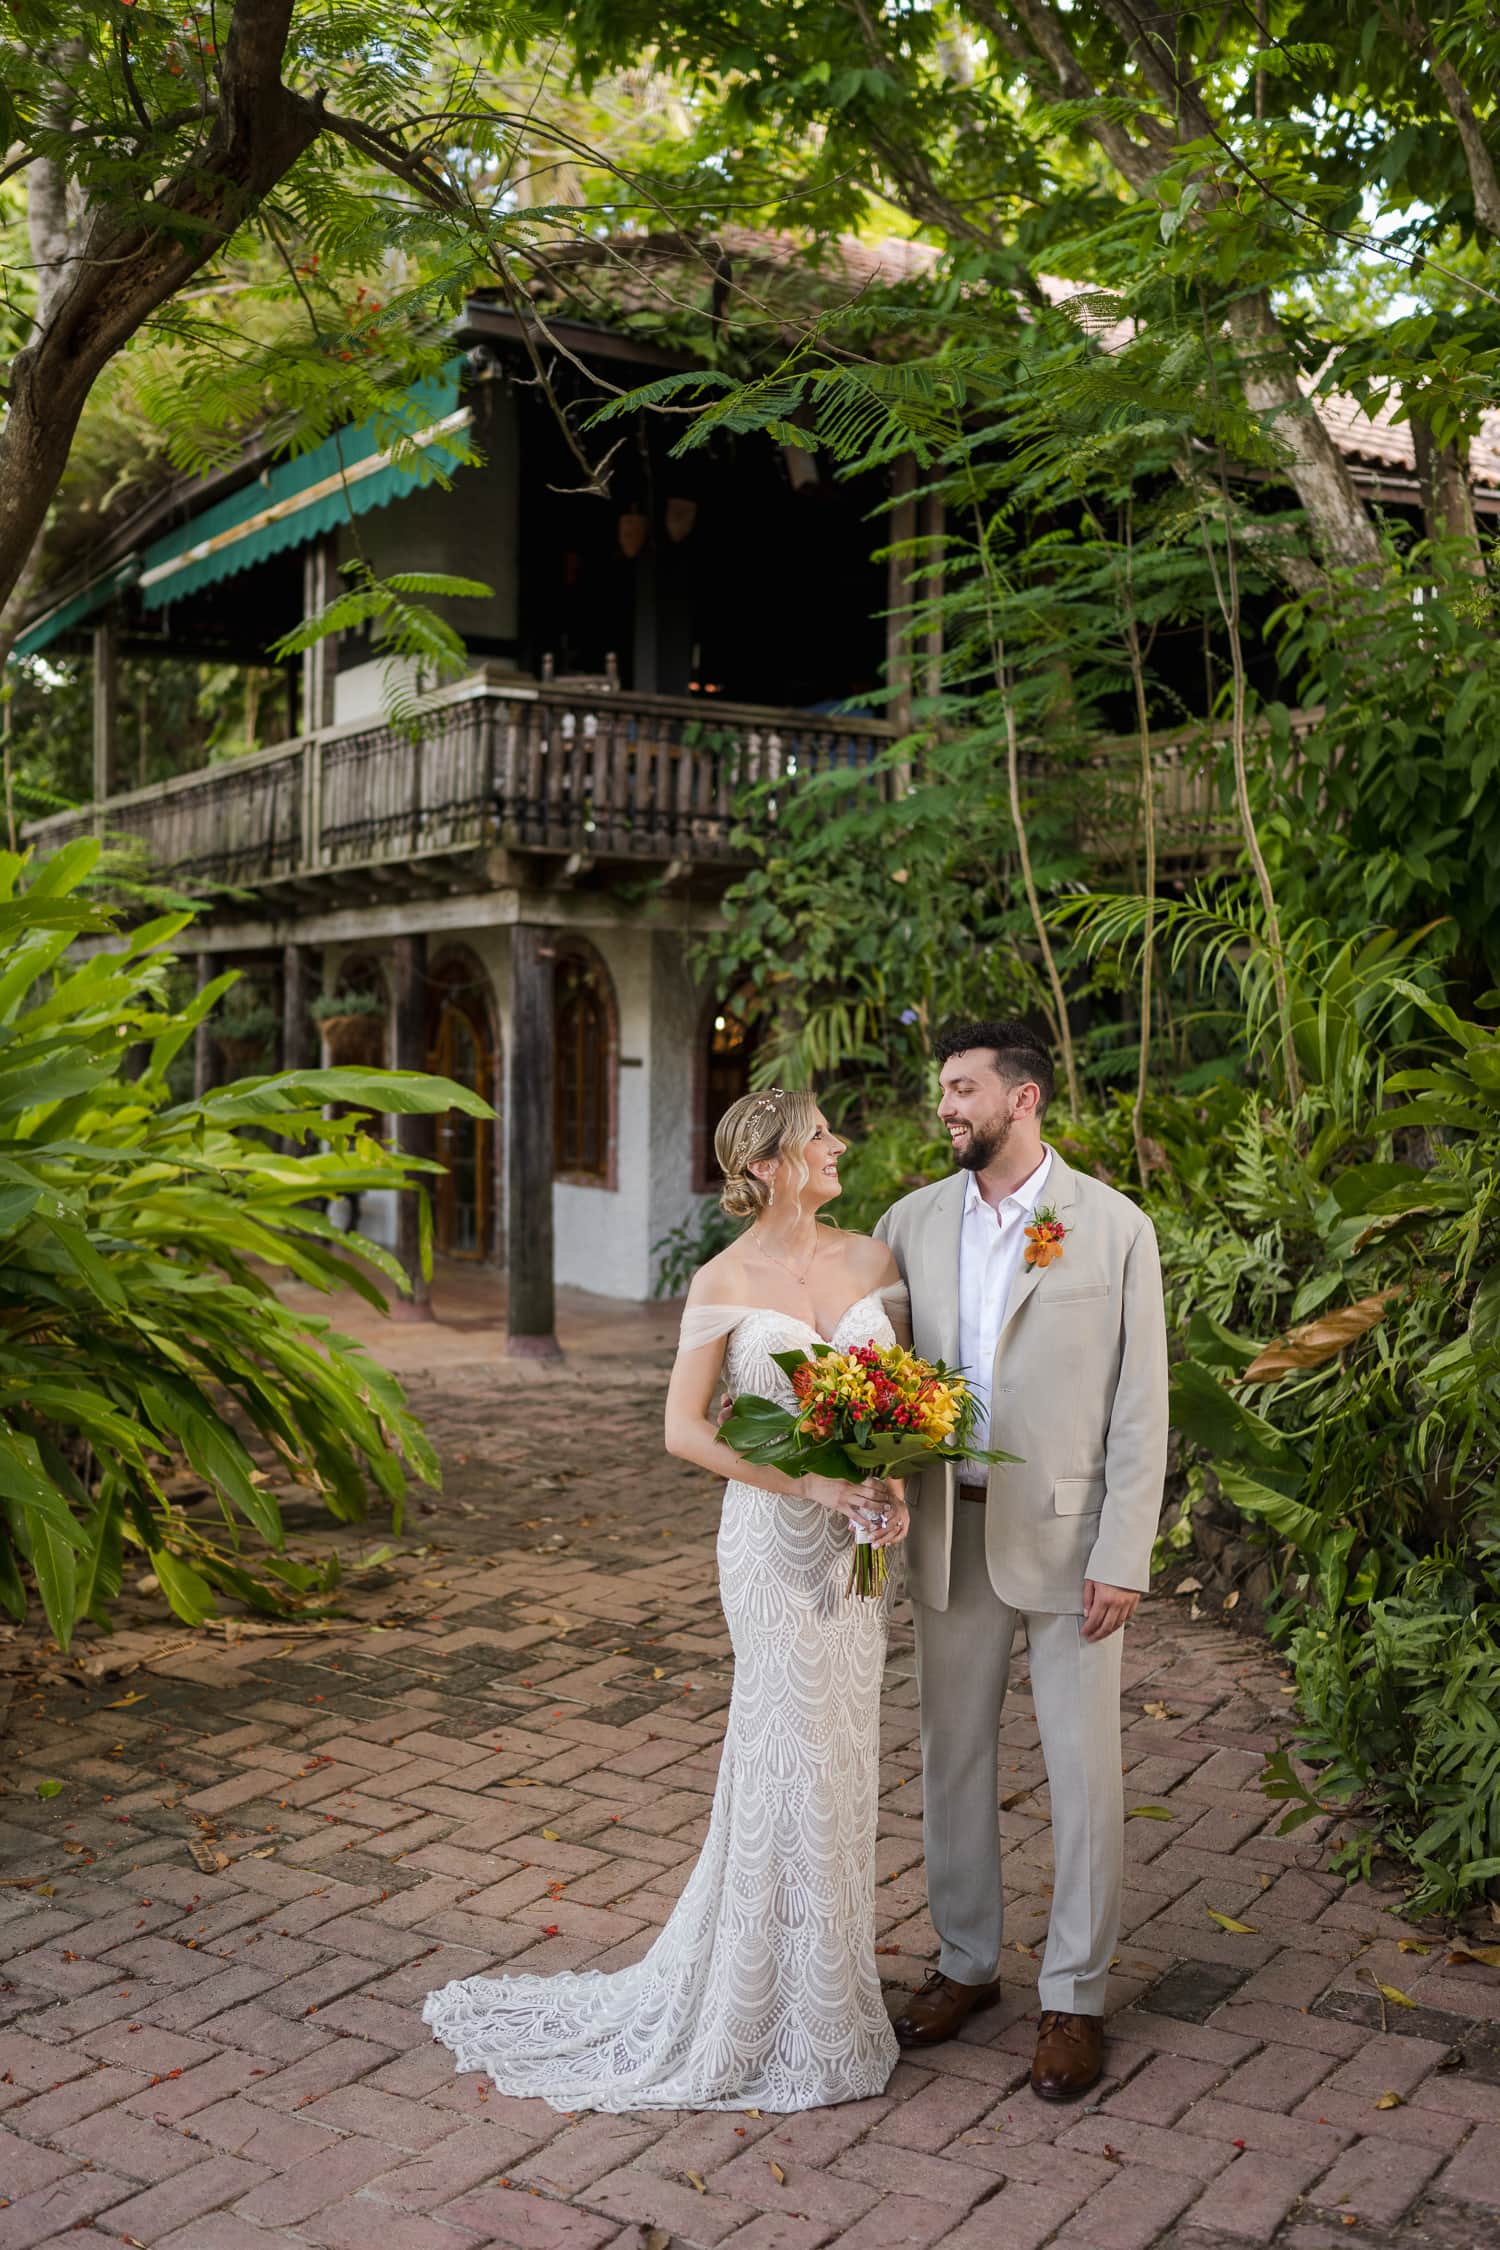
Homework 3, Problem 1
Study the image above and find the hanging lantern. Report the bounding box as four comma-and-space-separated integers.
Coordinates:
617, 509, 649, 559
664, 496, 698, 543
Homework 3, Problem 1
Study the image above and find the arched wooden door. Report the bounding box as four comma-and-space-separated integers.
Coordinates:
426, 962, 498, 1259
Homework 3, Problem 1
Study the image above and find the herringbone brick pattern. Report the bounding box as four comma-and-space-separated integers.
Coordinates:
2, 1348, 1499, 2250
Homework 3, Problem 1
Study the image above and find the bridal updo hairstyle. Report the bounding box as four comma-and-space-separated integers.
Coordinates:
714, 1089, 821, 1222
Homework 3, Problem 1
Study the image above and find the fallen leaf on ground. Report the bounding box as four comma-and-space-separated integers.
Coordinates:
1447, 1946, 1500, 1968
1374, 2092, 1404, 2110
1223, 1590, 1241, 1611
642, 2230, 670, 2250
685, 2172, 706, 2193
541, 1829, 561, 1843
1396, 1940, 1430, 1955
1370, 1978, 1415, 2007
1126, 1806, 1173, 1821
1207, 1909, 1259, 1934
106, 1691, 149, 1708
35, 1780, 62, 1800
499, 1779, 537, 1788
1141, 1700, 1178, 1720
1175, 1578, 1202, 1595
768, 2161, 786, 2184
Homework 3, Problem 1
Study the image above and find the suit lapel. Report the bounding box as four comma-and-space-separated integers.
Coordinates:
994, 1146, 1079, 1349
920, 1171, 966, 1367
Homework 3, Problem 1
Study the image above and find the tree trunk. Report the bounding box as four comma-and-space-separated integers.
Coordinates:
0, 0, 320, 611
1223, 294, 1383, 573
1411, 417, 1486, 577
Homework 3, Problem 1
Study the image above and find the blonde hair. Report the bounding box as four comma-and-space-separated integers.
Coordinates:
715, 1089, 820, 1222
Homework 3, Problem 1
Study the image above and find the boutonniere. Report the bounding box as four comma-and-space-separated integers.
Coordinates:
1024, 1205, 1068, 1268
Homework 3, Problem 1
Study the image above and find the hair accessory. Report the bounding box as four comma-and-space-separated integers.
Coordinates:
748, 1086, 788, 1120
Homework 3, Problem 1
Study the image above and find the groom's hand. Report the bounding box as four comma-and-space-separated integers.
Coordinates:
1081, 1580, 1140, 1642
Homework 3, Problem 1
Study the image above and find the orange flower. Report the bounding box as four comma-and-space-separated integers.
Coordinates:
1024, 1206, 1068, 1268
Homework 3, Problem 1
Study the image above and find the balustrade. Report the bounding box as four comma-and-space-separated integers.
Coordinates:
23, 672, 1276, 889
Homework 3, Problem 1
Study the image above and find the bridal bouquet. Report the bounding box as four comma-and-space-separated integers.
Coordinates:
721, 1341, 1017, 1595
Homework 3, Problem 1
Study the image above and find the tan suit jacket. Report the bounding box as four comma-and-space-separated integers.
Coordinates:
874, 1149, 1168, 1614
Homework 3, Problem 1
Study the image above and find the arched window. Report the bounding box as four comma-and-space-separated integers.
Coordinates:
426, 949, 500, 1260
554, 945, 617, 1186
693, 986, 762, 1191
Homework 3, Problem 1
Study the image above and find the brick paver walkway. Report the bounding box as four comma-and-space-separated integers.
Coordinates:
3, 1341, 1500, 2250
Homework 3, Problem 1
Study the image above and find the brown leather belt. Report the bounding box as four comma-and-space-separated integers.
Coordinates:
957, 1480, 988, 1504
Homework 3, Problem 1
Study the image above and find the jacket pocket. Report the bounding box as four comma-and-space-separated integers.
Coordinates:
1044, 1283, 1110, 1305
1053, 1476, 1105, 1516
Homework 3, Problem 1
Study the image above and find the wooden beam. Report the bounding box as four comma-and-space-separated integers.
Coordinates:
193, 950, 220, 1100
506, 923, 561, 1357
282, 941, 318, 1072
918, 490, 945, 708
301, 536, 339, 735
391, 933, 434, 1319
91, 621, 119, 803
885, 456, 918, 741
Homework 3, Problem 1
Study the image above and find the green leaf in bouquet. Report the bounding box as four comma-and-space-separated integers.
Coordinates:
770, 1344, 829, 1378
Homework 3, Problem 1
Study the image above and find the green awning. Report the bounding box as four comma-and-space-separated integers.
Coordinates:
11, 361, 473, 659
11, 565, 136, 662
140, 361, 472, 610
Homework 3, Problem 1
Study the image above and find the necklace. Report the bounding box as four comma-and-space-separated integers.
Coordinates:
751, 1227, 821, 1288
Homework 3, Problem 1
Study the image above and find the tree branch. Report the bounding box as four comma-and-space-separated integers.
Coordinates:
1392, 4, 1500, 240
0, 0, 320, 609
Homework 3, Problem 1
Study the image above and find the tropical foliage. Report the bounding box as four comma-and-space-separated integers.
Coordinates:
0, 839, 491, 1649
1065, 897, 1500, 1915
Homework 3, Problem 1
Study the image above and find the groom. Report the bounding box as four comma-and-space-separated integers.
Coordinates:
874, 1020, 1168, 2100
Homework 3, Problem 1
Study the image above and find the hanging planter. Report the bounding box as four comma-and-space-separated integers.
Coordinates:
616, 509, 650, 559
312, 988, 387, 1065
214, 999, 278, 1073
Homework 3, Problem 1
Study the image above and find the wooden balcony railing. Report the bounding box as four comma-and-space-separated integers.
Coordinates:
24, 673, 898, 889
24, 668, 1309, 893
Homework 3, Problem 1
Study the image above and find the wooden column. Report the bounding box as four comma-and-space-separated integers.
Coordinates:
885, 455, 918, 741
918, 490, 945, 709
193, 950, 220, 1100
391, 933, 434, 1320
282, 942, 318, 1073
91, 621, 119, 805
301, 535, 339, 734
506, 922, 561, 1357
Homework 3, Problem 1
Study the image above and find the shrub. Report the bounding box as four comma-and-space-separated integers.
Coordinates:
0, 839, 492, 1647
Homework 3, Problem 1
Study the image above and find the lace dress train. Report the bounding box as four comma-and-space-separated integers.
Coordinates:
421, 1293, 902, 2113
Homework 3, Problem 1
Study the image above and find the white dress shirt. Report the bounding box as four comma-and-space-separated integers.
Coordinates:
956, 1146, 1052, 1477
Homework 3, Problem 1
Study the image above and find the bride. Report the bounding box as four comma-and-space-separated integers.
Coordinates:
423, 1087, 911, 2112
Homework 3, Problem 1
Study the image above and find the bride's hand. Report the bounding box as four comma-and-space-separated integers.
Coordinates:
869, 1480, 909, 1548
802, 1473, 882, 1521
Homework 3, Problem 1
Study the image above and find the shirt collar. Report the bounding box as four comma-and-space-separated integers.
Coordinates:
963, 1145, 1053, 1222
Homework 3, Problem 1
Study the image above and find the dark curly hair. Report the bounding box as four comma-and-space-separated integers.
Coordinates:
933, 1019, 1055, 1115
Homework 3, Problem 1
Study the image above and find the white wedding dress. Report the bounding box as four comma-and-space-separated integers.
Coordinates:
422, 1290, 903, 2113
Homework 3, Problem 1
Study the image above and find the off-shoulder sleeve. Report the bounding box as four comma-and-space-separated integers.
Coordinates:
676, 1304, 758, 1353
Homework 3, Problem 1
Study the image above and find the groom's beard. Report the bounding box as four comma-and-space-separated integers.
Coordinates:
951, 1111, 1013, 1172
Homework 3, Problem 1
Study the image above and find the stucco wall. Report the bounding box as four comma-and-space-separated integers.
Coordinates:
334, 385, 520, 726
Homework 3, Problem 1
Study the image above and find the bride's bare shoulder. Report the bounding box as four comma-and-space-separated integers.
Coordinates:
686, 1243, 754, 1305
830, 1229, 902, 1288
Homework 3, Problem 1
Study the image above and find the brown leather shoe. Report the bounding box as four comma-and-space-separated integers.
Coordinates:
892, 1969, 1003, 2049
1030, 2009, 1104, 2101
